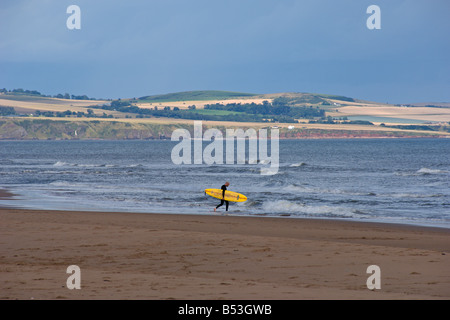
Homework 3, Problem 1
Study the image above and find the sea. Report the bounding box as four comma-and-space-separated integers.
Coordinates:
1, 138, 449, 228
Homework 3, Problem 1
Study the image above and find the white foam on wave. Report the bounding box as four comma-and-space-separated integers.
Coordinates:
53, 161, 119, 168
126, 164, 142, 168
417, 167, 448, 174
262, 200, 365, 218
389, 192, 445, 199
289, 162, 306, 167
49, 180, 84, 188
259, 167, 283, 175
53, 161, 68, 167
395, 167, 449, 176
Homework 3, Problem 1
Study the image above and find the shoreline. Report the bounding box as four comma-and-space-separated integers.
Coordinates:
0, 188, 15, 200
0, 135, 448, 141
1, 208, 449, 299
1, 186, 449, 230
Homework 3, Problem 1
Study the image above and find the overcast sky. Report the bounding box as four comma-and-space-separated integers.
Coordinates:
1, 0, 449, 103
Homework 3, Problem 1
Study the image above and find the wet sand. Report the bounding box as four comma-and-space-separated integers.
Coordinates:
0, 208, 449, 299
0, 189, 15, 200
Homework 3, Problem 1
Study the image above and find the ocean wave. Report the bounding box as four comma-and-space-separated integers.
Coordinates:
43, 170, 79, 174
259, 167, 284, 175
53, 161, 69, 167
395, 167, 449, 176
388, 192, 446, 199
282, 184, 313, 193
282, 184, 374, 197
52, 161, 149, 169
261, 200, 366, 218
416, 167, 448, 175
261, 200, 305, 214
0, 159, 16, 165
20, 169, 37, 173
289, 162, 306, 167
78, 163, 109, 168
49, 180, 84, 188
240, 199, 263, 208
246, 159, 270, 164
53, 161, 100, 168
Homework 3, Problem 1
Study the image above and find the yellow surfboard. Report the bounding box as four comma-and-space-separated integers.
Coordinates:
205, 188, 247, 202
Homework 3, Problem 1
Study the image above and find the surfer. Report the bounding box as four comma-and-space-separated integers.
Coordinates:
214, 182, 230, 212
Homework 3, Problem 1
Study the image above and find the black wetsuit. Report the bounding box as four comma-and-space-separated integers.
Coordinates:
215, 184, 229, 211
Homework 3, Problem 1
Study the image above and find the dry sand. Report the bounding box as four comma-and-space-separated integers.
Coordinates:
1, 208, 449, 300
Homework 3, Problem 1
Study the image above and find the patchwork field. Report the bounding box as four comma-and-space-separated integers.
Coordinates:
1, 91, 449, 140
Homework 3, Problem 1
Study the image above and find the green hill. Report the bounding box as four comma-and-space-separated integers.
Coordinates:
137, 90, 258, 103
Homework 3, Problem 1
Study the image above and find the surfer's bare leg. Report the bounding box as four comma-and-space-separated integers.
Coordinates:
215, 200, 225, 211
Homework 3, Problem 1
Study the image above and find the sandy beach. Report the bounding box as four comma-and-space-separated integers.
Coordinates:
1, 207, 449, 300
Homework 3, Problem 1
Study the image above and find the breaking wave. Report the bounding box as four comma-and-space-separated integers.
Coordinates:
289, 162, 306, 167
416, 167, 448, 175
261, 200, 368, 218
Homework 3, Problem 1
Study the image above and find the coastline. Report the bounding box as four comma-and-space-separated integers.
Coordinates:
1, 117, 449, 140
2, 188, 449, 230
1, 208, 449, 299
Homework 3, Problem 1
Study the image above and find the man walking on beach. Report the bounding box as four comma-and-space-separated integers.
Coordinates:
214, 182, 230, 212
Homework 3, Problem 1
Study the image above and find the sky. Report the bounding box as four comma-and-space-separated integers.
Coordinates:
0, 0, 449, 103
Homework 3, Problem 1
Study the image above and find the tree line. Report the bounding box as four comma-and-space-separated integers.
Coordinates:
0, 106, 16, 116
0, 88, 100, 101
33, 109, 114, 119
89, 98, 327, 123
204, 98, 326, 119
